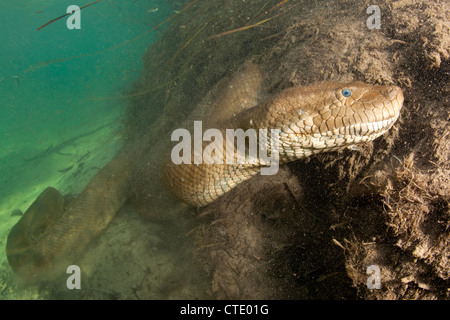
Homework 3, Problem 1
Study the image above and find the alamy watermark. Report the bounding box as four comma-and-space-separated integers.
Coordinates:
66, 5, 82, 30
66, 265, 81, 289
366, 265, 381, 289
366, 5, 381, 29
170, 121, 280, 175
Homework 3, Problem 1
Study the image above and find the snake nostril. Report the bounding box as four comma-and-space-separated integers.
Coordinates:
386, 86, 402, 100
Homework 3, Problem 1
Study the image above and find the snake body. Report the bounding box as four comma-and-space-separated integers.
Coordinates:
6, 64, 403, 282
163, 66, 404, 206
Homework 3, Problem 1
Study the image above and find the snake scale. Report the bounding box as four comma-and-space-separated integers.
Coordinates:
6, 64, 404, 283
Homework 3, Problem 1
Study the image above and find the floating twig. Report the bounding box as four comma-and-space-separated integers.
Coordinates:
255, 0, 272, 17
37, 0, 103, 31
210, 13, 282, 39
264, 0, 289, 15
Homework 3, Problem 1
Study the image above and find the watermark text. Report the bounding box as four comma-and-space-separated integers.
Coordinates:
171, 121, 280, 175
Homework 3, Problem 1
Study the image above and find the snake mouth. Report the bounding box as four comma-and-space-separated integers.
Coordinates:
318, 110, 402, 151
299, 116, 399, 153
325, 113, 400, 147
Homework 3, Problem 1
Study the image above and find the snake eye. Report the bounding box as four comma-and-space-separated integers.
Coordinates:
342, 88, 352, 97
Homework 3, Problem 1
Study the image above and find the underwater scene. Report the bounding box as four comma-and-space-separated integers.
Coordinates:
0, 0, 448, 301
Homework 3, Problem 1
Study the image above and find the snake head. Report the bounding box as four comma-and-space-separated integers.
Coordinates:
330, 81, 404, 138
256, 80, 404, 159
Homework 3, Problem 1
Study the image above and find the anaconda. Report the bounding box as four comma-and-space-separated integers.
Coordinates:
6, 64, 403, 283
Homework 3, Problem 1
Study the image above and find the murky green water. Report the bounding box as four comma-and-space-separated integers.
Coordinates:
0, 0, 183, 299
